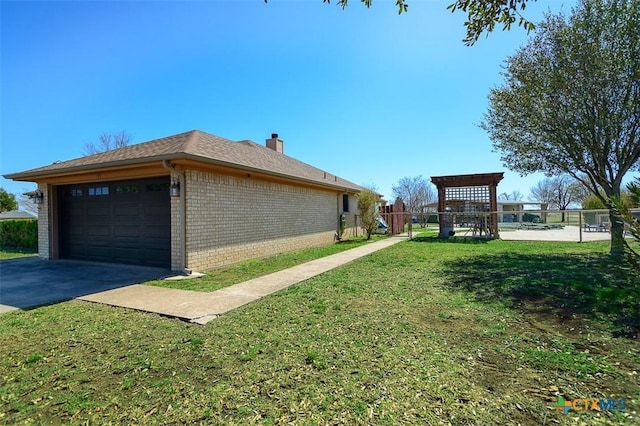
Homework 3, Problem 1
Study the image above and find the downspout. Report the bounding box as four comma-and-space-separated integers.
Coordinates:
336, 193, 341, 240
162, 160, 188, 274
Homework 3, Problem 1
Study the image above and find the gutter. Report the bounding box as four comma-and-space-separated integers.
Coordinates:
162, 160, 189, 274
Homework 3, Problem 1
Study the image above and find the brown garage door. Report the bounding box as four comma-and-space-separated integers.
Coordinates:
59, 177, 171, 268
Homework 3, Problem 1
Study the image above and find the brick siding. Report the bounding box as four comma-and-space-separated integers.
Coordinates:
183, 170, 345, 271
37, 183, 49, 259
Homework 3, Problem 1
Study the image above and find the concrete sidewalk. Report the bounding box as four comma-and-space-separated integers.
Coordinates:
78, 236, 407, 324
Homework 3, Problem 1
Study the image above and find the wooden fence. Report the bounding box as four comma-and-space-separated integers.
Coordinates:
380, 200, 406, 235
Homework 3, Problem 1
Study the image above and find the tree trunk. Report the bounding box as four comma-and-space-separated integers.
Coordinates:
609, 210, 626, 259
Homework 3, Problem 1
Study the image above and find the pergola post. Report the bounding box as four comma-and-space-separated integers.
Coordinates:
488, 181, 499, 238
431, 172, 504, 239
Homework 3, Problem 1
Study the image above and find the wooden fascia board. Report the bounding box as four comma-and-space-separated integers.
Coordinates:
17, 162, 169, 185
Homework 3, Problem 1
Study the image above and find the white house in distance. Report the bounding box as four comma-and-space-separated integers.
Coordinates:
5, 131, 362, 272
497, 201, 549, 223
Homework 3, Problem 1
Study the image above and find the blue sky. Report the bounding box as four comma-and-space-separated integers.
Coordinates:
1, 0, 579, 203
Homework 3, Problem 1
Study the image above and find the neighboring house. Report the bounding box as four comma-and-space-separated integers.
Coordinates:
0, 210, 37, 220
497, 201, 549, 223
5, 130, 362, 272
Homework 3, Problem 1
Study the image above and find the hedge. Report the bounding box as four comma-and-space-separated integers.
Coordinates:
0, 219, 38, 249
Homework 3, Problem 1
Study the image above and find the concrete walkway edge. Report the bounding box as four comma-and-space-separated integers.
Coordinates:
78, 236, 408, 324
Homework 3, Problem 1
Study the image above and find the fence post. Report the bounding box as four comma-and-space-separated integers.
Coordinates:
578, 211, 583, 243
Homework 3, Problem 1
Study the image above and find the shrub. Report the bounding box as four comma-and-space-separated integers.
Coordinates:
0, 219, 38, 249
523, 213, 541, 223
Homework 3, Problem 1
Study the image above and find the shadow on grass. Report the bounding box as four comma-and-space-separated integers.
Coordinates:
439, 250, 639, 338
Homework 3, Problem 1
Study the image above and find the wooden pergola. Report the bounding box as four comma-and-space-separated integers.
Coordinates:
431, 172, 504, 238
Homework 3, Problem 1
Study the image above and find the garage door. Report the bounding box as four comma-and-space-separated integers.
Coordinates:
59, 177, 171, 268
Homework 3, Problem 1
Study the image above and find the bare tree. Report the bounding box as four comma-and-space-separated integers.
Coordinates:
82, 131, 132, 156
530, 175, 589, 221
499, 190, 524, 201
392, 175, 436, 231
530, 179, 555, 205
18, 189, 38, 216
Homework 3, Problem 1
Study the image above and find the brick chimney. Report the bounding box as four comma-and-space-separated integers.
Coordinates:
266, 133, 284, 154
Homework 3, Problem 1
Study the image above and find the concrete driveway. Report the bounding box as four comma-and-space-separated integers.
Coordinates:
0, 257, 169, 312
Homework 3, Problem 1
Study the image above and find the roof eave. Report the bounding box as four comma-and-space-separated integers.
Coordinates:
180, 154, 362, 193
3, 154, 186, 182
5, 153, 362, 193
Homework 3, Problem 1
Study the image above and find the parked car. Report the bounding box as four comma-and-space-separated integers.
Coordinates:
374, 217, 389, 234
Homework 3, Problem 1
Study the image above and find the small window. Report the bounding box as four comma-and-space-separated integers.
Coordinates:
343, 194, 349, 212
88, 186, 109, 196
115, 184, 139, 194
146, 183, 170, 192
69, 188, 83, 197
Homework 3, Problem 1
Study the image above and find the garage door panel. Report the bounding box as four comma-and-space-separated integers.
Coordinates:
114, 225, 141, 238
87, 225, 111, 237
59, 177, 170, 268
65, 244, 86, 258
85, 245, 111, 258
87, 206, 110, 217
143, 224, 169, 238
142, 239, 171, 250
114, 247, 142, 259
144, 201, 169, 213
66, 224, 84, 236
113, 204, 141, 218
141, 248, 170, 263
65, 206, 83, 216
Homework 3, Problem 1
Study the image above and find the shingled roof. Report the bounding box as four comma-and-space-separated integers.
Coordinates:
5, 130, 362, 192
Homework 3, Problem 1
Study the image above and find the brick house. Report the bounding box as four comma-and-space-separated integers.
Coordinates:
5, 130, 362, 272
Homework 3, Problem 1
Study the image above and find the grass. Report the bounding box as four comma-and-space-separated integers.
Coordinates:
0, 246, 37, 260
148, 234, 388, 292
0, 237, 638, 425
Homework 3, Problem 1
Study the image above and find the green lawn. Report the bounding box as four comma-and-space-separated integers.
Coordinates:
1, 238, 638, 425
0, 247, 37, 260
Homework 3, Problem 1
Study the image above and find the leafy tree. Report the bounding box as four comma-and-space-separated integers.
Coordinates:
628, 177, 640, 207
0, 187, 18, 212
581, 193, 606, 210
392, 175, 435, 230
266, 0, 535, 45
83, 131, 132, 156
530, 176, 588, 221
447, 0, 535, 45
482, 0, 640, 257
358, 187, 380, 240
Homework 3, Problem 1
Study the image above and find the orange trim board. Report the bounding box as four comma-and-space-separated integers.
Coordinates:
29, 163, 169, 185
